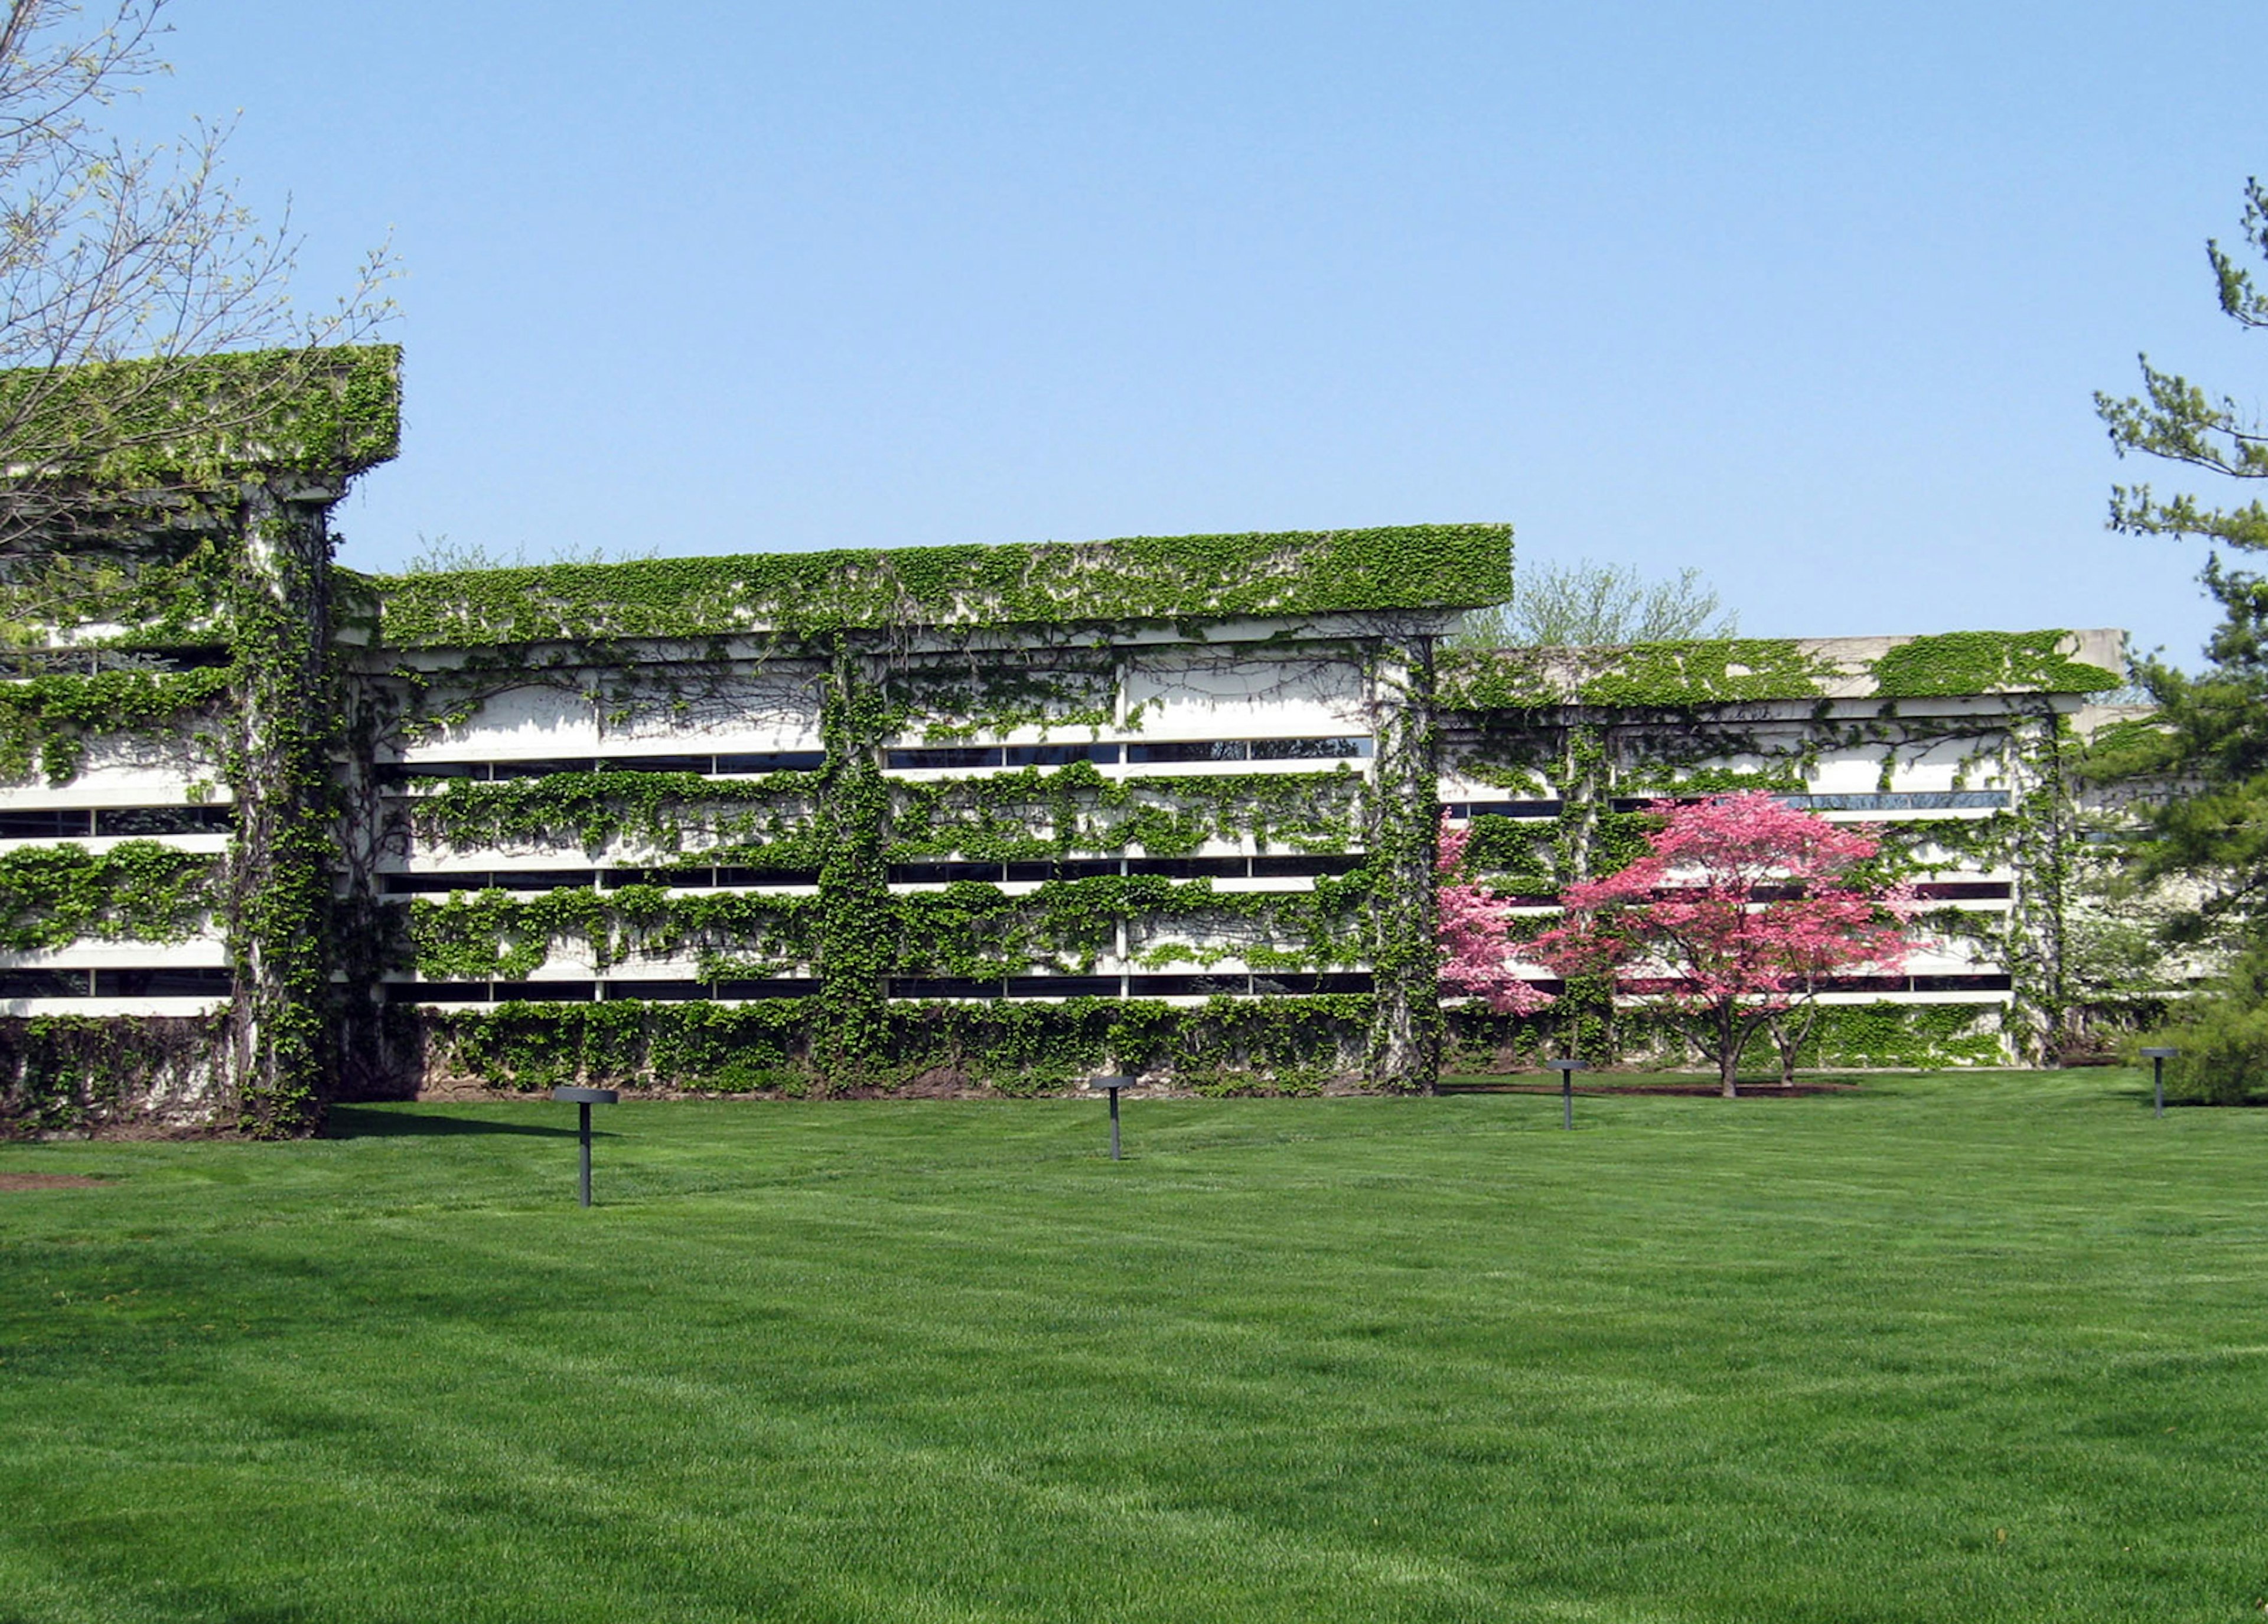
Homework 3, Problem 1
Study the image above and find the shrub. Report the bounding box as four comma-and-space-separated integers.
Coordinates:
2143, 948, 2268, 1105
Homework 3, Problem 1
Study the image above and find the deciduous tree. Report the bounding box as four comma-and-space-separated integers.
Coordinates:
1436, 814, 1553, 1015
1526, 793, 1912, 1095
1451, 559, 1737, 649
0, 0, 394, 544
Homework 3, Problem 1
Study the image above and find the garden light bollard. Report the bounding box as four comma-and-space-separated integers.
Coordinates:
1091, 1074, 1133, 1160
1547, 1059, 1582, 1130
2141, 1047, 2177, 1119
551, 1086, 619, 1206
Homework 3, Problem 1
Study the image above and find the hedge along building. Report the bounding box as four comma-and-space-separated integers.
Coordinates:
0, 347, 2124, 1132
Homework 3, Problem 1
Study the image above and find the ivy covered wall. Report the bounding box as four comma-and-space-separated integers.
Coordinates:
0, 342, 2132, 1127
1433, 628, 2124, 1067
0, 345, 401, 1136
354, 609, 1446, 1099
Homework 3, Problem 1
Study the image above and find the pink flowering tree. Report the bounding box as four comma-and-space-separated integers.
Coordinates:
1438, 816, 1556, 1016
1526, 793, 1914, 1095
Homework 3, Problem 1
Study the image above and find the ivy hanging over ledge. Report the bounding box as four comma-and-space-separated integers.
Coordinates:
368, 523, 1513, 647
0, 666, 233, 784
1439, 630, 2121, 712
0, 840, 216, 948
406, 768, 824, 857
405, 870, 1373, 983
890, 764, 1371, 860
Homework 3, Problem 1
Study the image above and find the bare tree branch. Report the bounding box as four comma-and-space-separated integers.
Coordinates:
0, 0, 396, 551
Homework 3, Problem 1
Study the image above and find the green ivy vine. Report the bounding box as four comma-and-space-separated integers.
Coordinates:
0, 840, 216, 948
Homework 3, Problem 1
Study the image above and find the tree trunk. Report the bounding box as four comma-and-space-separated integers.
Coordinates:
1769, 1001, 1821, 1090
1718, 1004, 1738, 1098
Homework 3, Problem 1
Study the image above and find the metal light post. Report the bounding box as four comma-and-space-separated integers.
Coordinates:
1546, 1059, 1582, 1129
2140, 1047, 2178, 1120
551, 1085, 620, 1205
1090, 1074, 1133, 1160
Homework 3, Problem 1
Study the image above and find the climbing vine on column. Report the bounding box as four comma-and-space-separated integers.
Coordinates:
223, 482, 339, 1136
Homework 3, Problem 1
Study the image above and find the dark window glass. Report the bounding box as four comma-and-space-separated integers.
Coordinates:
93, 967, 233, 997
887, 977, 1003, 999
1909, 973, 2014, 992
1126, 974, 1248, 997
1054, 859, 1125, 880
1125, 741, 1248, 764
714, 751, 825, 774
601, 867, 716, 890
599, 754, 712, 774
889, 862, 1006, 883
1249, 736, 1373, 761
1004, 862, 1053, 883
157, 647, 233, 670
1126, 856, 1249, 879
1249, 971, 1375, 995
490, 980, 595, 1002
0, 969, 88, 996
386, 981, 489, 1003
604, 980, 711, 1001
1465, 800, 1563, 819
1002, 743, 1120, 767
382, 872, 491, 895
1249, 853, 1366, 879
1913, 881, 2013, 901
488, 870, 597, 892
487, 758, 595, 780
712, 866, 820, 887
0, 810, 92, 837
379, 761, 485, 784
94, 805, 234, 836
1775, 791, 2012, 812
1005, 976, 1122, 998
885, 746, 1006, 770
715, 979, 823, 1000
1250, 971, 1318, 994
1812, 975, 1911, 994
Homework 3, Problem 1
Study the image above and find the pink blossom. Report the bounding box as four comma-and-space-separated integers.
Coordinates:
1436, 815, 1556, 1015
1524, 793, 1917, 1093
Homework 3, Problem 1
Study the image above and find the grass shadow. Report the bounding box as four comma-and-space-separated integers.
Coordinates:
322, 1106, 584, 1140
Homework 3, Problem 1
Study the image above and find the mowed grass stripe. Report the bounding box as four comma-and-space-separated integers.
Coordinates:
0, 1071, 2263, 1620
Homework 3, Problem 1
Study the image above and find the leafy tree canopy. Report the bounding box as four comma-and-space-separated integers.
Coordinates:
1524, 794, 1913, 1096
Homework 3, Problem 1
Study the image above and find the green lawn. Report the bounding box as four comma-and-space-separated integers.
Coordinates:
1, 1069, 2263, 1622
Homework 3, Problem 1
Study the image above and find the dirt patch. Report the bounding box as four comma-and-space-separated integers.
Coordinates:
0, 1172, 107, 1190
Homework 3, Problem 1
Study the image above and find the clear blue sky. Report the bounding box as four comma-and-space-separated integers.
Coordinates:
136, 1, 2268, 662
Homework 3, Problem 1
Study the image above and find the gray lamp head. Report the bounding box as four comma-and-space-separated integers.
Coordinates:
552, 1086, 620, 1104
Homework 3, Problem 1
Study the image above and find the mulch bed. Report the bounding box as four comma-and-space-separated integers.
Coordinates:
1439, 1080, 1862, 1098
0, 1172, 107, 1190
